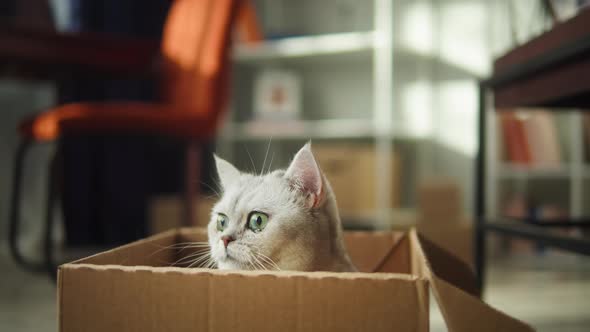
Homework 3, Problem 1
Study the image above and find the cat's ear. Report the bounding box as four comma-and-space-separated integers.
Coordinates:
214, 154, 240, 190
285, 142, 325, 209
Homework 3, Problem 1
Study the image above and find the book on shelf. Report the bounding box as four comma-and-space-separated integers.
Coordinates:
498, 111, 532, 165
523, 110, 561, 168
498, 109, 562, 168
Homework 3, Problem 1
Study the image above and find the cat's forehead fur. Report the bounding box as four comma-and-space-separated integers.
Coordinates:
213, 170, 300, 217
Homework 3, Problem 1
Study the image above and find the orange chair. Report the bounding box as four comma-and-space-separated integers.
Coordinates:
8, 0, 262, 275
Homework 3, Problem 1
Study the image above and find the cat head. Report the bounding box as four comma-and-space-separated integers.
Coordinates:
208, 143, 342, 271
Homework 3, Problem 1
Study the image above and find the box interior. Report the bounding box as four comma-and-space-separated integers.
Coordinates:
73, 228, 413, 275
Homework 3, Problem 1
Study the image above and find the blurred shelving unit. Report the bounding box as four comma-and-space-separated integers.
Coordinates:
216, 0, 483, 229
491, 112, 588, 217
476, 9, 590, 291
215, 0, 394, 230
233, 31, 376, 61
220, 118, 421, 141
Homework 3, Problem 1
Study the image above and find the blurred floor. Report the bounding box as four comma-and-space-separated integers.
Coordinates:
0, 249, 55, 332
0, 247, 589, 331
431, 250, 590, 331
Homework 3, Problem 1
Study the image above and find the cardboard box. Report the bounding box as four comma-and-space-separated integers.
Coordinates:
313, 144, 400, 218
149, 196, 216, 233
58, 228, 532, 332
417, 178, 463, 223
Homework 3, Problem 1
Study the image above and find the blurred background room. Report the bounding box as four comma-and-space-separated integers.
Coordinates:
1, 0, 589, 331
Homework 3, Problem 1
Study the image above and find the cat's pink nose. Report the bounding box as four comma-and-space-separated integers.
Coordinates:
221, 236, 234, 248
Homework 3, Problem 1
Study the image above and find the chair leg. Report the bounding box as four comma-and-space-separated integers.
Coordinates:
184, 141, 202, 227
9, 138, 45, 273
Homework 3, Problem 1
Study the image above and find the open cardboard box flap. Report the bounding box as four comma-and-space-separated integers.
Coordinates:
58, 228, 532, 332
405, 231, 533, 332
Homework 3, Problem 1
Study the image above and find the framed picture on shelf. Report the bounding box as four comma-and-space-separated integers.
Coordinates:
253, 69, 302, 120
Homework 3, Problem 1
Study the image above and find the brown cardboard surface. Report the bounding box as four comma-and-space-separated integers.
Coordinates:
59, 228, 531, 332
417, 178, 462, 222
71, 229, 179, 267
313, 144, 400, 217
60, 266, 426, 332
407, 230, 534, 332
149, 196, 216, 234
343, 231, 406, 273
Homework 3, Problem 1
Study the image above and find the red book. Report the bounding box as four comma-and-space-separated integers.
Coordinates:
513, 113, 533, 164
500, 112, 531, 165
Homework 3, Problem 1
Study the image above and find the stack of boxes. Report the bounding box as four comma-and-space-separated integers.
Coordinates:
416, 178, 473, 269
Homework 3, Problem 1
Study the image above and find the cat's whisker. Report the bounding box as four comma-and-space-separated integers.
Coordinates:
187, 256, 211, 268
253, 254, 268, 271
260, 137, 272, 176
256, 252, 281, 271
210, 176, 223, 195
244, 252, 257, 270
257, 252, 281, 271
155, 241, 210, 248
148, 242, 210, 257
191, 256, 210, 269
203, 193, 219, 200
266, 152, 275, 174
170, 250, 211, 267
244, 145, 257, 174
195, 181, 221, 198
187, 252, 213, 268
171, 254, 208, 267
170, 244, 211, 255
204, 257, 216, 269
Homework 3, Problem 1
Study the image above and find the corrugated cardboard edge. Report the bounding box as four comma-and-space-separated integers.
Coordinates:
408, 229, 535, 332
60, 263, 421, 281
57, 266, 63, 332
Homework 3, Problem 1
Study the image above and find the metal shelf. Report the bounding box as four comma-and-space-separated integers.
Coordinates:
476, 10, 590, 292
219, 119, 425, 141
233, 31, 376, 62
485, 220, 590, 256
232, 31, 483, 78
496, 164, 574, 178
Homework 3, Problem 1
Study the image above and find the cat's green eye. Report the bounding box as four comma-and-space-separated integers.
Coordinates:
216, 214, 228, 231
247, 212, 269, 233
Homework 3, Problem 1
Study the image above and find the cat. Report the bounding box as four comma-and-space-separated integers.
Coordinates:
208, 143, 357, 272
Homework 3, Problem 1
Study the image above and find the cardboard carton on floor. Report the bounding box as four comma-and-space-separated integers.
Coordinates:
58, 228, 532, 332
417, 177, 463, 223
149, 196, 216, 233
416, 178, 473, 268
150, 144, 400, 230
313, 144, 401, 219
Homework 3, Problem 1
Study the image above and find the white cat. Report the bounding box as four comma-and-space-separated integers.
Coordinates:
208, 143, 356, 272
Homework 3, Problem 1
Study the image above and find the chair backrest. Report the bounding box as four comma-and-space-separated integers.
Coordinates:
160, 0, 241, 123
